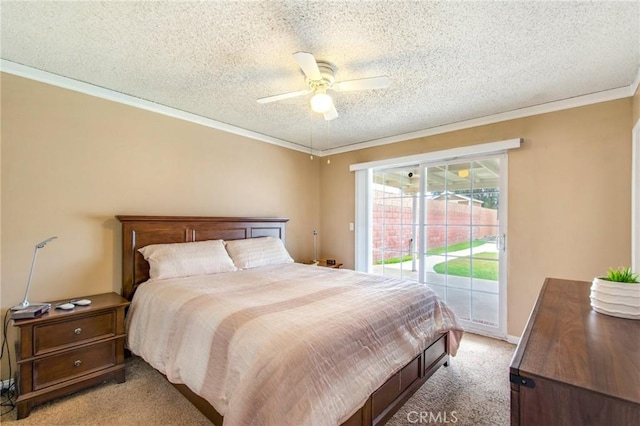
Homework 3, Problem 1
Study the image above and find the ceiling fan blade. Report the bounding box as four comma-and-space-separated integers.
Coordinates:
332, 76, 390, 92
257, 88, 312, 104
323, 102, 338, 121
293, 52, 322, 80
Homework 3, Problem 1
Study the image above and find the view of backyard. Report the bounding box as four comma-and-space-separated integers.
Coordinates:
373, 240, 498, 281
371, 158, 503, 331
433, 252, 498, 281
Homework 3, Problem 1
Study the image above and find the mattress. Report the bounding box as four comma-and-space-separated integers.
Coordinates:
126, 263, 463, 425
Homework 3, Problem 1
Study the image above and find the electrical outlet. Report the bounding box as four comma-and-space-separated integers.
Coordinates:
349, 222, 354, 231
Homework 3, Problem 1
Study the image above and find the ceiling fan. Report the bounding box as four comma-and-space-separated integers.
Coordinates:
257, 52, 390, 121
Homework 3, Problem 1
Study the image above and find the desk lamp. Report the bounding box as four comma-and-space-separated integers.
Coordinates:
11, 236, 57, 311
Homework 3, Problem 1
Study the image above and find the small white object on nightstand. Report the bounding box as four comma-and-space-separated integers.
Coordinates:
56, 303, 75, 310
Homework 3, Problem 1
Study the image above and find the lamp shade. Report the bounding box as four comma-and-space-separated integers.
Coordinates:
310, 91, 333, 113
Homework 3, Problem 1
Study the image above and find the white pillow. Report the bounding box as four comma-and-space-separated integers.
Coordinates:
224, 236, 294, 269
138, 240, 237, 280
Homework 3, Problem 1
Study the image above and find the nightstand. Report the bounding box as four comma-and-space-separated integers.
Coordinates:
12, 292, 130, 419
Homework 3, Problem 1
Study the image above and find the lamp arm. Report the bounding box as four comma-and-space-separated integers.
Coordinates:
14, 236, 57, 310
20, 246, 40, 308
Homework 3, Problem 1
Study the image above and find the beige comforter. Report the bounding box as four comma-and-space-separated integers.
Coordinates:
127, 263, 462, 425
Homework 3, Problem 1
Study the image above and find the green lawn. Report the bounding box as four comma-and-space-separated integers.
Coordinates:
374, 255, 413, 265
374, 240, 488, 265
426, 240, 486, 255
433, 252, 498, 280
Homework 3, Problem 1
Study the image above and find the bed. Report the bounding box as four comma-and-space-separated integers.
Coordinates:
117, 215, 463, 426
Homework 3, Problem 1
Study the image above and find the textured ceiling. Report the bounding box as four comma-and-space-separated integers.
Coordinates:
1, 1, 639, 153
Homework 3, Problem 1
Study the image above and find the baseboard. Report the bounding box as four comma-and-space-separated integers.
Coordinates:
506, 335, 521, 345
1, 378, 15, 392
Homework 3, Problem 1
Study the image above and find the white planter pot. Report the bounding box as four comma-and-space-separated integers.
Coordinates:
590, 277, 640, 320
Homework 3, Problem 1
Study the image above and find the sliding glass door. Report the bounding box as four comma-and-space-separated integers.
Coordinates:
422, 157, 504, 336
370, 155, 506, 337
371, 167, 420, 281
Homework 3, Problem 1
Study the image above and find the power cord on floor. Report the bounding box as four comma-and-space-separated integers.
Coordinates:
1, 309, 16, 416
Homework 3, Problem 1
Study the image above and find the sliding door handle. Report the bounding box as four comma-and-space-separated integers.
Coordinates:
497, 234, 506, 251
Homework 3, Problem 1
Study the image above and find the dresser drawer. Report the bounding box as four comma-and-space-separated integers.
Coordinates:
34, 312, 115, 355
33, 340, 116, 390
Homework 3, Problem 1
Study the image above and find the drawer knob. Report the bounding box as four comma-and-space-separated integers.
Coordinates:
74, 360, 82, 367
74, 328, 82, 335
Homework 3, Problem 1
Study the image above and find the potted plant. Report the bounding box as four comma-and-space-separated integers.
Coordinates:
590, 267, 640, 320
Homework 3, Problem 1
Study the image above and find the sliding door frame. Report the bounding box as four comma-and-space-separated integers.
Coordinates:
352, 138, 520, 338
633, 119, 640, 272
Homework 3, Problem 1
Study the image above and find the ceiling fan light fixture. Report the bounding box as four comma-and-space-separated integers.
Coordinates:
310, 91, 333, 113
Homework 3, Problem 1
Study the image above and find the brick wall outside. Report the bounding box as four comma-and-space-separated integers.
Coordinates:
372, 197, 415, 261
373, 191, 498, 261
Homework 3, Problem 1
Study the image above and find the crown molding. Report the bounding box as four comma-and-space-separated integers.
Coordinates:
0, 59, 320, 156
2, 59, 638, 158
323, 80, 638, 156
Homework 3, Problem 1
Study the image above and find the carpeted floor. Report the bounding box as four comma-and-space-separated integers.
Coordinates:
387, 333, 515, 425
1, 333, 515, 425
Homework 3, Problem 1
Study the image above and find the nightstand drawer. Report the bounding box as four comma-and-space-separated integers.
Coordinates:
33, 340, 116, 390
34, 312, 115, 355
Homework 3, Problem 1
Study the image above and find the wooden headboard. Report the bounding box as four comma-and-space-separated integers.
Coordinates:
116, 216, 289, 300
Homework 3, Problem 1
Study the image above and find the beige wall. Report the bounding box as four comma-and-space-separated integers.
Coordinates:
320, 99, 633, 338
0, 74, 320, 378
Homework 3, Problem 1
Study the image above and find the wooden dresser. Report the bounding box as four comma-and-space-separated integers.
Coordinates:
13, 292, 129, 419
510, 278, 640, 425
